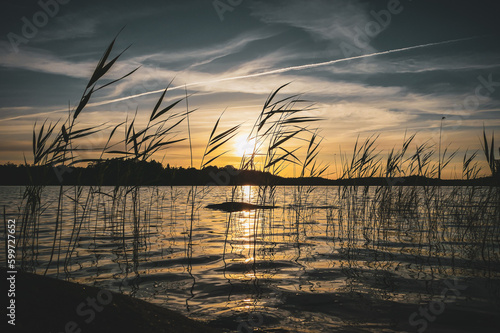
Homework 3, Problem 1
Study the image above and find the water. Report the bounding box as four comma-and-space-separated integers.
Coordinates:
1, 185, 499, 332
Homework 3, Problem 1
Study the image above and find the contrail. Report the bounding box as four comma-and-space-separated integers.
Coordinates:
0, 36, 480, 123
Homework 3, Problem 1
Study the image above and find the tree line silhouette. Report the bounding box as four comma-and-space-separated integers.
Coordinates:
0, 158, 497, 186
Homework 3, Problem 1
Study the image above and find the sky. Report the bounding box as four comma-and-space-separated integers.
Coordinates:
0, 0, 499, 179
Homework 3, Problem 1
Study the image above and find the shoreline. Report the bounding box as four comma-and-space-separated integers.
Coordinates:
3, 267, 500, 332
2, 267, 221, 333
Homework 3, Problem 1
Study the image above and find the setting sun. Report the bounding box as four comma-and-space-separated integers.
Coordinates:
234, 135, 256, 157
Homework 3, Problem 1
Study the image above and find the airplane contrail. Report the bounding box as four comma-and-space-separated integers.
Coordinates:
0, 36, 480, 123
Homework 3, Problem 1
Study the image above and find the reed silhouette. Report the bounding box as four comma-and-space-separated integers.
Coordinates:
2, 34, 500, 332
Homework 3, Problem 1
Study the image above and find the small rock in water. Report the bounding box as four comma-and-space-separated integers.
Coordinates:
205, 201, 278, 212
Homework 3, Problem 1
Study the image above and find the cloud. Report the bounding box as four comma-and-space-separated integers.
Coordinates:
249, 0, 375, 49
34, 16, 99, 43
132, 29, 277, 69
0, 29, 278, 88
322, 50, 500, 75
92, 36, 482, 109
0, 41, 95, 78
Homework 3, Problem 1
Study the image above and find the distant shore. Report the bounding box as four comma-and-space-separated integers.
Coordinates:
1, 162, 498, 186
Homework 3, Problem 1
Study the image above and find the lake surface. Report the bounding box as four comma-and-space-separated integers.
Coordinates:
1, 185, 499, 332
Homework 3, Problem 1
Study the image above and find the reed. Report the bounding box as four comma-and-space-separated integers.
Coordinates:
11, 35, 499, 299
481, 127, 499, 177
328, 131, 499, 280
17, 32, 188, 276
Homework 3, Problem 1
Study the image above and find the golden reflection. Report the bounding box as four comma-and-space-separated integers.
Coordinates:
233, 211, 255, 240
238, 185, 254, 203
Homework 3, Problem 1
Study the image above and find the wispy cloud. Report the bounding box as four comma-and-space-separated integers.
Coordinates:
132, 29, 278, 69
0, 41, 94, 78
322, 50, 500, 75
0, 36, 480, 124
250, 0, 371, 42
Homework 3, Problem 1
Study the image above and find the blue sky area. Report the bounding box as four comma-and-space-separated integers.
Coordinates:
1, 0, 499, 178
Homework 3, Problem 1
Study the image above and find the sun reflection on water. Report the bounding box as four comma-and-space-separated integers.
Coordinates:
2, 185, 499, 333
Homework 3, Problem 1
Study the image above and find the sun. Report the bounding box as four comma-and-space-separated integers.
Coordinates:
234, 135, 255, 157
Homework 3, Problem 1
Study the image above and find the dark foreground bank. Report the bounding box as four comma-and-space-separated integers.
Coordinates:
3, 267, 500, 332
2, 267, 220, 333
